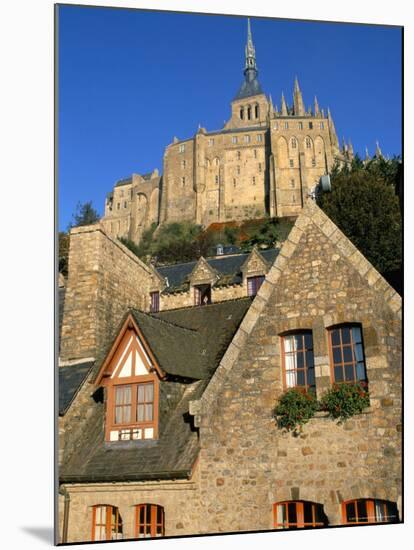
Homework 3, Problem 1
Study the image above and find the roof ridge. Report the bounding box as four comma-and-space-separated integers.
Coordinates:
132, 309, 200, 334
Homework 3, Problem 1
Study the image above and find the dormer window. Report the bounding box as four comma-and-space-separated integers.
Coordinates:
247, 275, 264, 297
95, 318, 161, 442
194, 284, 211, 306
150, 291, 160, 313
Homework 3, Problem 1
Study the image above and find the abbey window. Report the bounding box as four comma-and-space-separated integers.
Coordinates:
281, 331, 315, 391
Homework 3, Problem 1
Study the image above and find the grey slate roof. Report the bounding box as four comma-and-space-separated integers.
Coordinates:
234, 77, 264, 100
59, 299, 251, 483
59, 361, 95, 416
156, 248, 279, 293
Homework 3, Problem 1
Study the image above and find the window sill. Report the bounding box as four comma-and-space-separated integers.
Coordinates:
313, 407, 372, 419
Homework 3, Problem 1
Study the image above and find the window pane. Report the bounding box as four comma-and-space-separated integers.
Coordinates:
305, 350, 314, 368
296, 370, 305, 386
357, 500, 368, 522
352, 326, 362, 344
334, 366, 344, 382
115, 407, 122, 424
341, 327, 351, 344
346, 502, 356, 523
356, 362, 366, 381
354, 343, 364, 362
139, 506, 145, 524
333, 347, 342, 365
285, 354, 296, 370
296, 352, 304, 369
285, 370, 297, 388
288, 502, 297, 525
331, 329, 341, 346
137, 404, 144, 422
145, 404, 153, 421
138, 385, 145, 402
284, 336, 295, 353
303, 502, 313, 524
146, 383, 154, 402
294, 334, 302, 350
276, 503, 286, 526
343, 346, 353, 364
345, 364, 354, 381
304, 333, 313, 350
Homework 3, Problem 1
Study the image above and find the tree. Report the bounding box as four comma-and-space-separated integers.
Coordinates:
317, 167, 402, 274
58, 231, 70, 276
240, 218, 282, 252
69, 201, 100, 229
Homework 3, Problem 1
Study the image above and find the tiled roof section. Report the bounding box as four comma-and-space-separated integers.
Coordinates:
234, 78, 264, 100
156, 248, 279, 293
59, 361, 95, 416
60, 378, 207, 483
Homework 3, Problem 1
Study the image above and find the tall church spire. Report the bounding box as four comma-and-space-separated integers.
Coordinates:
234, 18, 264, 100
244, 18, 258, 81
280, 92, 288, 116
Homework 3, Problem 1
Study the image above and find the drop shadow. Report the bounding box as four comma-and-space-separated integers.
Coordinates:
21, 526, 55, 544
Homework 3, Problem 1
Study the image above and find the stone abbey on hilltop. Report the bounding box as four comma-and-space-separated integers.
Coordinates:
101, 19, 354, 244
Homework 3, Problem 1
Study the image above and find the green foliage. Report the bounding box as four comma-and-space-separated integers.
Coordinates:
317, 160, 402, 273
273, 388, 319, 433
319, 383, 370, 422
224, 225, 238, 245
119, 236, 142, 258
240, 218, 283, 252
58, 231, 70, 276
69, 201, 100, 229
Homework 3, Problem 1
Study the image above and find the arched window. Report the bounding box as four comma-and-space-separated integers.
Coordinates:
291, 138, 297, 148
92, 505, 123, 541
255, 104, 259, 118
342, 499, 399, 525
305, 137, 312, 149
274, 501, 328, 529
281, 331, 315, 391
237, 151, 241, 160
240, 107, 244, 120
135, 504, 165, 538
328, 324, 367, 386
247, 106, 252, 120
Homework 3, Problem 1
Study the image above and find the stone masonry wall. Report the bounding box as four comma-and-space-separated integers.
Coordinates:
193, 203, 401, 534
60, 224, 157, 362
62, 470, 201, 543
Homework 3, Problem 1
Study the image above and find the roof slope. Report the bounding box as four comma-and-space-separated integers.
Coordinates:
59, 361, 95, 415
156, 248, 279, 293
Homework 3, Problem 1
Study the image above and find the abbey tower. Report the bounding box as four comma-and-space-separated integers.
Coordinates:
102, 19, 353, 244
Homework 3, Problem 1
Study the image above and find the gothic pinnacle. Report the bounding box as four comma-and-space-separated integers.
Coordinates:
314, 96, 320, 116
293, 77, 305, 116
281, 92, 288, 116
375, 140, 383, 158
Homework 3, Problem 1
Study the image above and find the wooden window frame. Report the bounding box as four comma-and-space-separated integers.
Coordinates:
342, 499, 399, 525
280, 330, 316, 392
273, 501, 326, 529
135, 504, 165, 538
194, 284, 211, 306
247, 275, 265, 297
92, 505, 123, 541
328, 324, 368, 386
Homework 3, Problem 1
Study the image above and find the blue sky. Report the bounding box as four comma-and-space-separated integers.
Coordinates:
58, 5, 402, 230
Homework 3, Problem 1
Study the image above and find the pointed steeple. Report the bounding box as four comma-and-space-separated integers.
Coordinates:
375, 140, 383, 158
280, 92, 288, 116
314, 96, 320, 116
234, 18, 264, 100
342, 136, 347, 154
244, 18, 258, 80
293, 77, 305, 116
365, 146, 370, 162
327, 108, 339, 149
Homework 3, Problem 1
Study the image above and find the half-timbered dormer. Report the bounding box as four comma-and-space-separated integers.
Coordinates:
95, 315, 166, 442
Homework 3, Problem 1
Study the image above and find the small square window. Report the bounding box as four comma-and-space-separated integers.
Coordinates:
309, 122, 313, 129
289, 159, 294, 168
320, 122, 324, 130
179, 144, 185, 153
208, 138, 214, 147
244, 135, 251, 144
284, 122, 289, 129
298, 122, 303, 130
257, 134, 263, 142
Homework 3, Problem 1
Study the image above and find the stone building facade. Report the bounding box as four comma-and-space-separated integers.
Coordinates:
101, 19, 353, 244
58, 200, 402, 543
